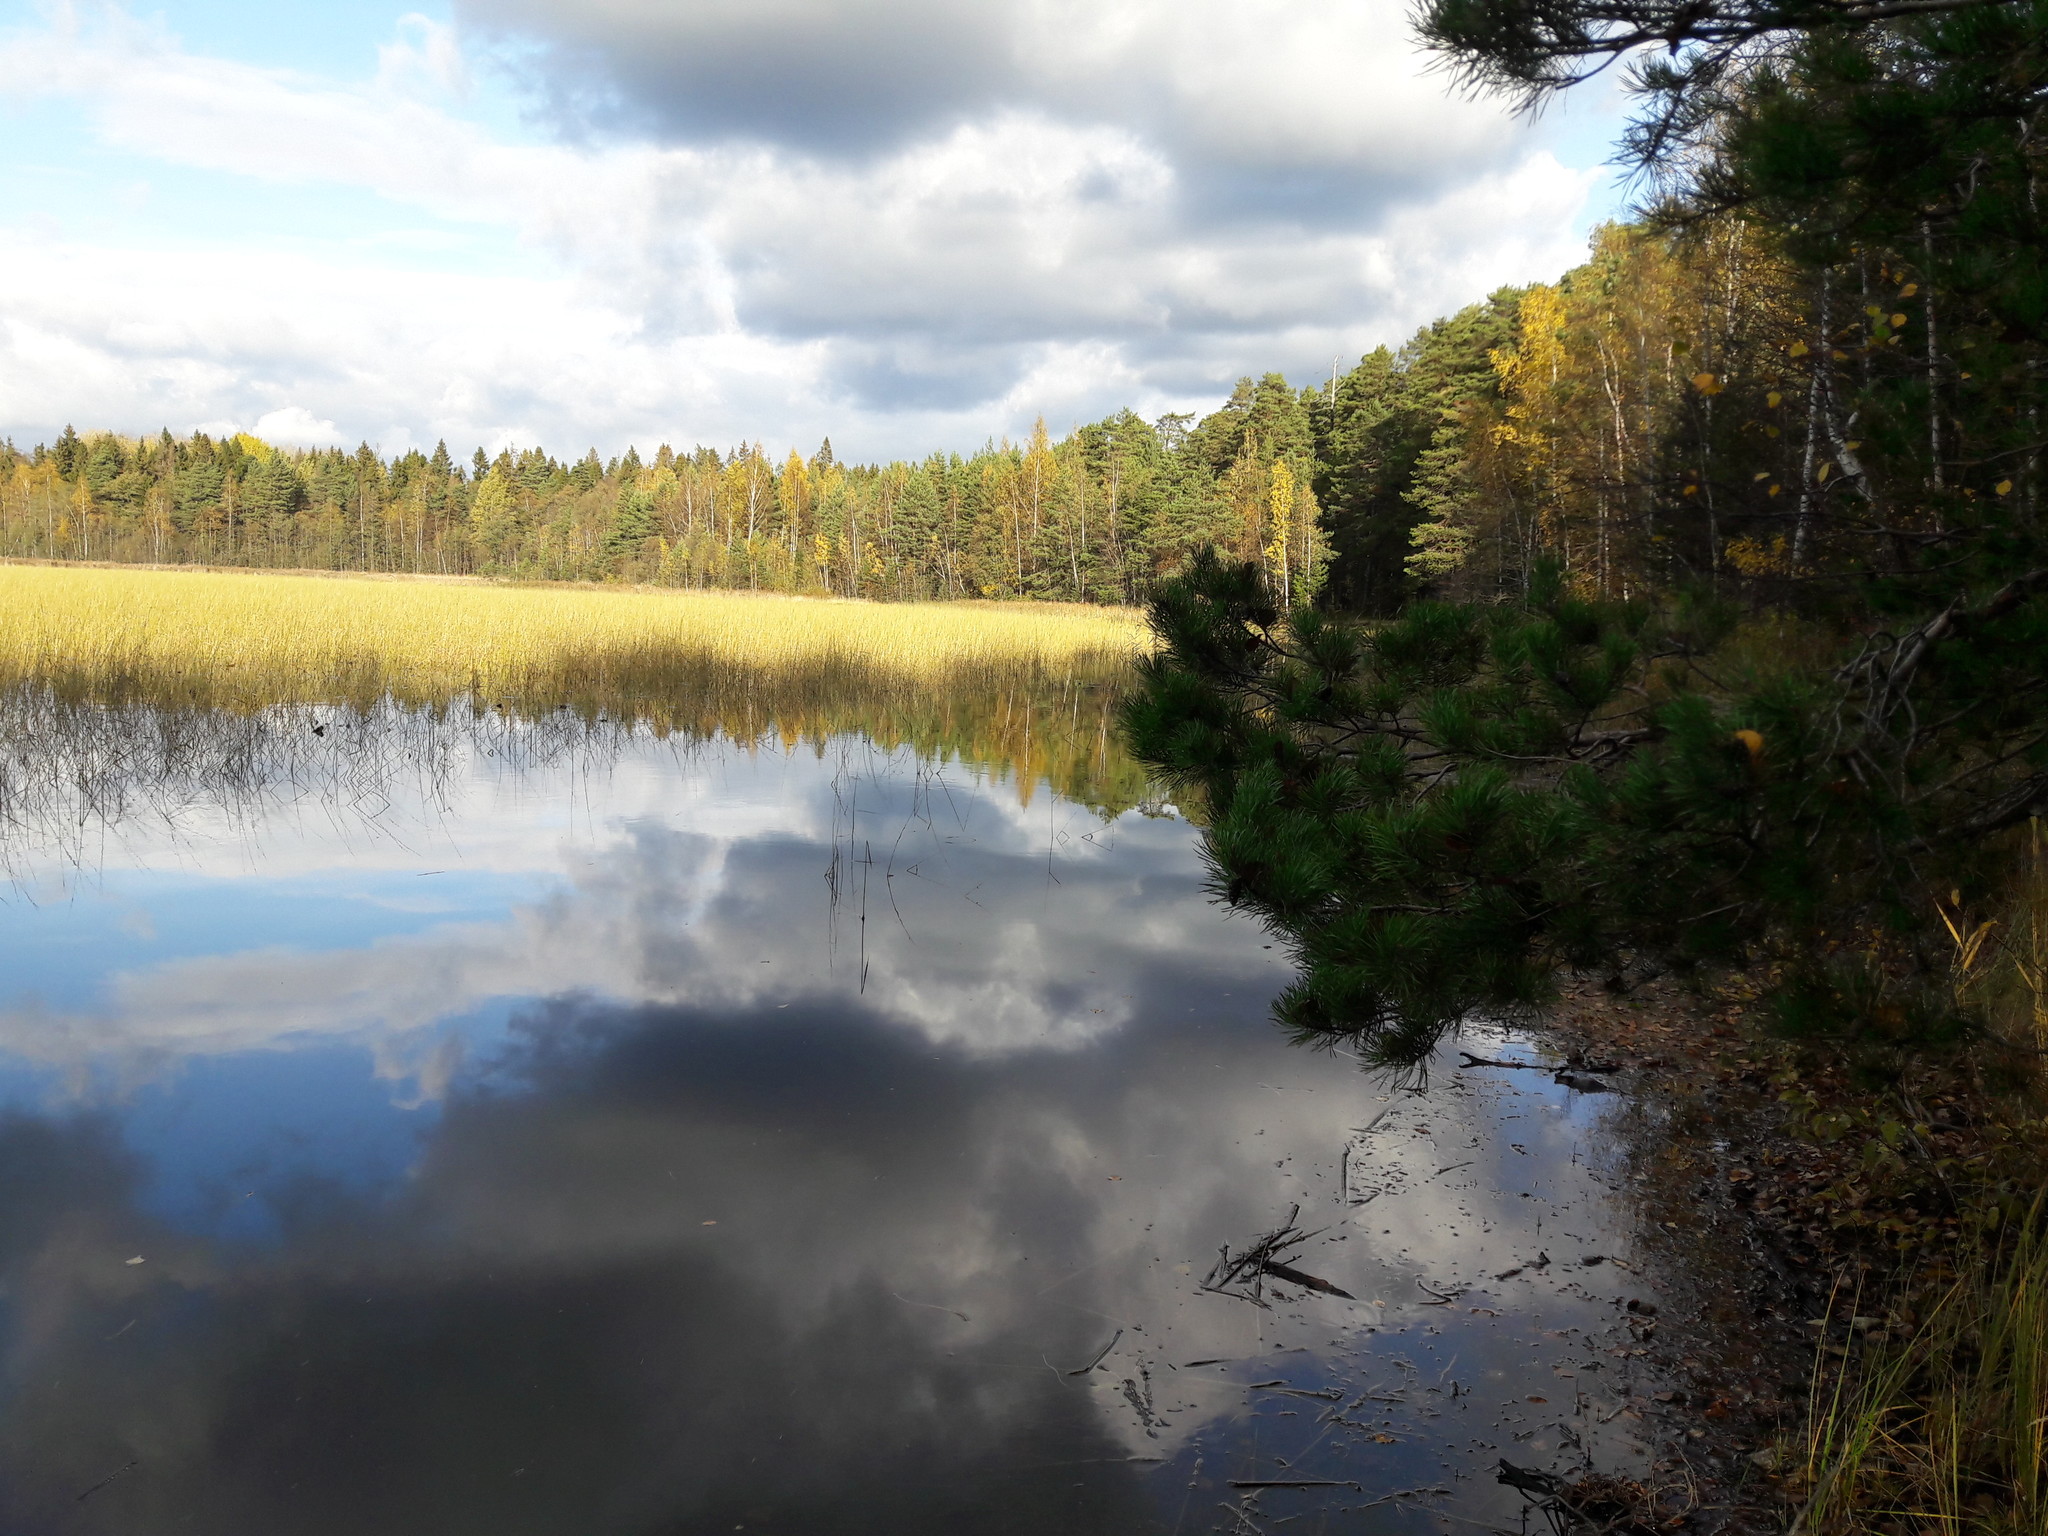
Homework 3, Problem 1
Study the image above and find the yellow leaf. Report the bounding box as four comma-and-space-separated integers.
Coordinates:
1692, 372, 1722, 394
1766, 426, 1781, 439
1733, 729, 1766, 764
1899, 283, 1919, 298
1754, 471, 1771, 481
1831, 350, 1850, 361
1997, 479, 2014, 496
1766, 391, 1782, 408
1818, 463, 1832, 483
1889, 313, 1908, 328
1845, 441, 1861, 452
1768, 484, 1781, 497
1788, 341, 1810, 358
1683, 484, 1699, 496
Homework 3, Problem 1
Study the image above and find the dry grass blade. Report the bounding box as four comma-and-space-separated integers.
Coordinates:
1796, 1210, 2048, 1535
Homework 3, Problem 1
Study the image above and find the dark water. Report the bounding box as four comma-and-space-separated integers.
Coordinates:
0, 705, 1690, 1535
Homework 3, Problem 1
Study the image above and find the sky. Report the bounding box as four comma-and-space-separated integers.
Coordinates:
0, 0, 1632, 463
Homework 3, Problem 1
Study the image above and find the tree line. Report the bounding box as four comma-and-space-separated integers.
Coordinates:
13, 183, 2020, 622
0, 400, 1329, 607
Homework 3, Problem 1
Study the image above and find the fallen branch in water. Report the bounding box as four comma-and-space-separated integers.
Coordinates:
1262, 1260, 1355, 1299
1202, 1204, 1351, 1307
1459, 1050, 1622, 1075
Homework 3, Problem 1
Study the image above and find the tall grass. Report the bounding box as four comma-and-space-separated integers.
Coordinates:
1798, 825, 2048, 1535
0, 565, 1157, 832
1796, 1219, 2048, 1536
0, 564, 1145, 715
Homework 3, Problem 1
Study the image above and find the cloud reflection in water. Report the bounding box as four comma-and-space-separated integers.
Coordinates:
0, 726, 1677, 1533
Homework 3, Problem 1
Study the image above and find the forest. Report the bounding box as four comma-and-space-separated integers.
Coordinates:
5, 201, 1975, 619
0, 395, 1328, 607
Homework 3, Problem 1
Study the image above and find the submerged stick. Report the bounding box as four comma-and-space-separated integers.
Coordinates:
1066, 1328, 1124, 1376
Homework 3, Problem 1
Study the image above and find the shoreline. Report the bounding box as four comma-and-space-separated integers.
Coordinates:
1521, 969, 2037, 1534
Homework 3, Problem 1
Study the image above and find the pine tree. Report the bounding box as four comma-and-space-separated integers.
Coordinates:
605, 487, 656, 562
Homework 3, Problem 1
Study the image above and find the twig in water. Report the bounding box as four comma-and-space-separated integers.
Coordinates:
1203, 1204, 1352, 1306
889, 1291, 969, 1323
1066, 1327, 1123, 1376
75, 1462, 137, 1503
1262, 1260, 1355, 1299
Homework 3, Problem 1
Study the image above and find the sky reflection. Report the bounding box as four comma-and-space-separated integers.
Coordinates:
0, 717, 1683, 1534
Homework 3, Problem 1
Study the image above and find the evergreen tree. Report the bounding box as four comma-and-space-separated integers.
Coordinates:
605, 487, 657, 561
1122, 0, 2048, 1068
49, 425, 83, 479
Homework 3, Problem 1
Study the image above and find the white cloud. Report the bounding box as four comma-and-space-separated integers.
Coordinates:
251, 405, 345, 447
0, 1, 1613, 456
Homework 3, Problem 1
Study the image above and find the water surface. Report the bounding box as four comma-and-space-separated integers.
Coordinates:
0, 699, 1691, 1534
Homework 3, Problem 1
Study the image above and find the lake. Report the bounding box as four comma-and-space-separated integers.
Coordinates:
0, 689, 1705, 1534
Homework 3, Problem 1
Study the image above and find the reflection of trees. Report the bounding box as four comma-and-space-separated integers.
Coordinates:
0, 674, 1153, 880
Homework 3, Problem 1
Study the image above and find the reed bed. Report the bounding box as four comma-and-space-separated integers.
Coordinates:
0, 567, 1156, 870
0, 564, 1146, 715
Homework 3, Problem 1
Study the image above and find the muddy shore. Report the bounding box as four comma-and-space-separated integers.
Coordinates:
1509, 970, 2009, 1534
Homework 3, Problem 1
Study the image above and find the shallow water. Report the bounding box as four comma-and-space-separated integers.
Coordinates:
0, 705, 1692, 1534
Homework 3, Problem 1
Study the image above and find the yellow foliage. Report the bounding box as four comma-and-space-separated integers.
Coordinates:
1265, 460, 1295, 604
469, 470, 518, 559
1725, 534, 1795, 575
1490, 282, 1568, 453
